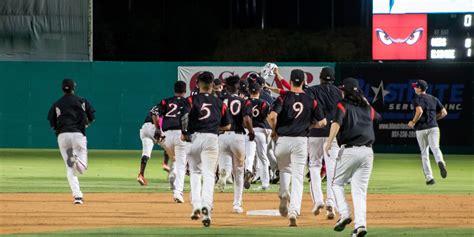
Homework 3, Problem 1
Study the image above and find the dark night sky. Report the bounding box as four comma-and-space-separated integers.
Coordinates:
94, 0, 372, 61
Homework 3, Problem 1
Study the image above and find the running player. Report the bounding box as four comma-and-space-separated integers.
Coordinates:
181, 71, 232, 227
217, 75, 254, 213
305, 67, 342, 219
151, 81, 189, 203
47, 79, 95, 204
267, 69, 326, 227
136, 106, 157, 186
408, 80, 448, 185
325, 77, 380, 237
244, 82, 271, 190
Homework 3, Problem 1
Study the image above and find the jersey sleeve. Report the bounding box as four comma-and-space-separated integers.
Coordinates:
334, 102, 346, 125
47, 103, 57, 129
435, 97, 444, 112
271, 96, 284, 114
220, 103, 232, 127
312, 99, 325, 121
242, 100, 252, 117
84, 99, 96, 123
412, 96, 421, 108
261, 101, 270, 117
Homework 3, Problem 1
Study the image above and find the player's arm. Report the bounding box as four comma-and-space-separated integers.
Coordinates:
151, 101, 166, 142
311, 99, 327, 128
325, 102, 345, 156
47, 104, 57, 131
219, 102, 232, 131
84, 99, 96, 126
242, 100, 255, 141
273, 67, 291, 90
267, 96, 283, 141
408, 106, 423, 128
180, 97, 192, 142
435, 98, 448, 120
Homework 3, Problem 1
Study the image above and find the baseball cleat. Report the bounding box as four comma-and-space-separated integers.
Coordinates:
233, 206, 244, 214
162, 162, 170, 173
244, 170, 254, 189
426, 179, 435, 185
173, 195, 184, 203
260, 185, 270, 191
288, 213, 297, 227
351, 226, 367, 237
216, 170, 227, 192
190, 208, 201, 220
334, 216, 352, 232
279, 192, 290, 217
312, 204, 324, 216
137, 174, 148, 186
73, 197, 83, 205
201, 207, 211, 227
326, 206, 336, 220
438, 162, 447, 178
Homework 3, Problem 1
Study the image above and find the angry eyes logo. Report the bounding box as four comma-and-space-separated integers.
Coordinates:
372, 14, 427, 60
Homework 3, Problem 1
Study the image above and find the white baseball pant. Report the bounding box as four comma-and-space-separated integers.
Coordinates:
415, 127, 445, 181
308, 137, 339, 208
219, 132, 246, 207
159, 130, 188, 198
275, 136, 308, 215
266, 129, 278, 171
331, 145, 373, 229
245, 128, 270, 188
187, 133, 219, 210
139, 122, 156, 157
57, 132, 88, 198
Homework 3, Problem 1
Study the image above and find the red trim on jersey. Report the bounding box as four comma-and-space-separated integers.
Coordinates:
245, 100, 252, 106
279, 89, 287, 96
337, 102, 346, 114
281, 79, 291, 90
262, 101, 267, 110
161, 100, 166, 106
187, 96, 193, 108
313, 99, 318, 109
370, 106, 375, 121
221, 103, 227, 116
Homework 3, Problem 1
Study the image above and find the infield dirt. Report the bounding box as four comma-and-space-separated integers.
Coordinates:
1, 193, 473, 234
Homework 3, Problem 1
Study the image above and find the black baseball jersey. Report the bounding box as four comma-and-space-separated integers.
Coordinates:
260, 88, 275, 105
244, 97, 270, 129
152, 96, 187, 131
47, 94, 95, 136
185, 93, 232, 134
220, 93, 250, 134
144, 106, 154, 124
334, 101, 379, 146
305, 83, 342, 137
271, 91, 324, 137
412, 94, 444, 130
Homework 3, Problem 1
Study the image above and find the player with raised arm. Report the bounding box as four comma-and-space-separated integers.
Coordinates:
325, 78, 381, 237
47, 79, 95, 204
216, 75, 254, 213
267, 69, 326, 227
181, 71, 232, 227
408, 80, 448, 185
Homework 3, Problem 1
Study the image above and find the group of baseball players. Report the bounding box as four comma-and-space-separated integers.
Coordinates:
47, 65, 449, 237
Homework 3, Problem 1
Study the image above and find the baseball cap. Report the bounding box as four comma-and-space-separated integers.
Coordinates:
198, 71, 214, 84
341, 77, 360, 91
412, 80, 428, 91
62, 79, 76, 92
290, 69, 305, 83
247, 73, 258, 84
320, 67, 335, 81
248, 82, 261, 93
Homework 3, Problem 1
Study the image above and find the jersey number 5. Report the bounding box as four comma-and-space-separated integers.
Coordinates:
293, 102, 303, 118
198, 103, 212, 120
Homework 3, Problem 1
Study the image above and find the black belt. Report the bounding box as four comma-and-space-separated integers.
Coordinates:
344, 144, 372, 148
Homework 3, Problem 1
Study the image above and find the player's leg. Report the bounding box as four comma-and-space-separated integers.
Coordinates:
288, 137, 308, 219
332, 147, 355, 231
427, 127, 447, 178
58, 133, 83, 202
172, 131, 188, 203
267, 139, 279, 184
324, 139, 339, 219
217, 135, 232, 192
244, 135, 257, 189
255, 129, 270, 189
200, 134, 219, 226
308, 137, 325, 215
230, 134, 246, 213
138, 123, 155, 185
416, 130, 434, 183
72, 133, 88, 174
274, 137, 291, 217
187, 135, 203, 215
350, 147, 374, 232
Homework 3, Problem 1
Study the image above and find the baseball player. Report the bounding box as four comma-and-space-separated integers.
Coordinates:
136, 106, 158, 186
47, 79, 95, 204
325, 77, 380, 237
243, 82, 271, 190
267, 69, 326, 227
217, 75, 254, 213
408, 80, 448, 185
150, 81, 189, 203
305, 67, 342, 219
181, 71, 232, 227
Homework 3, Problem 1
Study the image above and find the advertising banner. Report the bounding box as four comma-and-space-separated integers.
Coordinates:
340, 63, 473, 146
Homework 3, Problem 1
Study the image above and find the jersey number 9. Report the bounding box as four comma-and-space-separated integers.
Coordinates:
293, 102, 303, 118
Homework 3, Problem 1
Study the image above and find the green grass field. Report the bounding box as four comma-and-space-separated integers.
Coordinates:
0, 149, 473, 236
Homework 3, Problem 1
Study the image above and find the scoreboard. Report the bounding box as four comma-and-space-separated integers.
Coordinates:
372, 0, 474, 61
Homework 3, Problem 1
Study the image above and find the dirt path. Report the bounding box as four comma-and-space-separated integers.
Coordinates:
1, 193, 473, 234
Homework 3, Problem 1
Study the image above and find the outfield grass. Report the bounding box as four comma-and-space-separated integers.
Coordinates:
4, 227, 474, 237
0, 149, 473, 194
